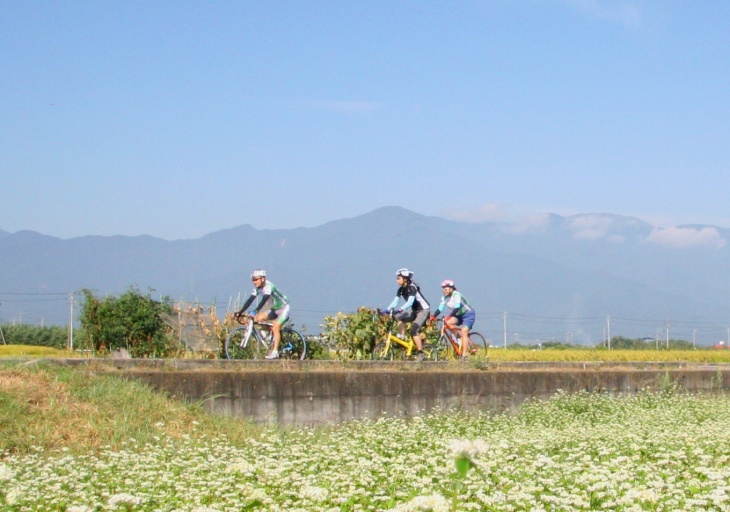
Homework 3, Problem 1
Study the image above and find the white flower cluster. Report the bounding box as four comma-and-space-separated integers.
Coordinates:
300, 485, 329, 502
108, 493, 142, 508
394, 493, 450, 512
0, 463, 14, 482
229, 460, 256, 476
66, 506, 94, 512
447, 439, 489, 459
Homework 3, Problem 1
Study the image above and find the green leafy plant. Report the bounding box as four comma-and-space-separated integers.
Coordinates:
78, 286, 179, 357
320, 307, 385, 358
321, 307, 441, 359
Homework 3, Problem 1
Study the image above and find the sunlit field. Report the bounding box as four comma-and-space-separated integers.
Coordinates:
0, 345, 80, 358
4, 385, 730, 511
487, 348, 730, 364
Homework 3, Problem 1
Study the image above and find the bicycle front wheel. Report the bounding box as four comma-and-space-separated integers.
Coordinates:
435, 334, 456, 361
421, 342, 436, 361
280, 328, 307, 360
225, 326, 261, 359
371, 342, 394, 361
466, 332, 488, 359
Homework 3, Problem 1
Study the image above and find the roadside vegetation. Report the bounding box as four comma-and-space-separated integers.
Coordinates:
4, 289, 730, 362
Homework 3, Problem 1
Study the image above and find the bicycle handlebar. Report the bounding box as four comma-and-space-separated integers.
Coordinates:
233, 312, 274, 327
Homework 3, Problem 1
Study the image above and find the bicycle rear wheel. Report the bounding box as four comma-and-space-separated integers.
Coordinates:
280, 328, 307, 360
225, 326, 262, 359
371, 342, 394, 360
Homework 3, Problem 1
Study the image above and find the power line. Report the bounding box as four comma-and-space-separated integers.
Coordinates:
0, 292, 69, 296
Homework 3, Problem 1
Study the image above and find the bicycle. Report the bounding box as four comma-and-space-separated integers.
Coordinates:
224, 316, 307, 360
431, 318, 488, 361
371, 310, 433, 361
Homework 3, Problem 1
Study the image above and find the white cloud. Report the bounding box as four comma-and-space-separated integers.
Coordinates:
504, 213, 553, 234
561, 0, 643, 29
569, 214, 617, 240
442, 203, 507, 223
647, 226, 727, 248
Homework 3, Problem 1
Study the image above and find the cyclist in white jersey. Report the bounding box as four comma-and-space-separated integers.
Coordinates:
234, 269, 290, 359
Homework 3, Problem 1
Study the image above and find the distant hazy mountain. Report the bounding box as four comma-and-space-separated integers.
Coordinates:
2, 207, 729, 345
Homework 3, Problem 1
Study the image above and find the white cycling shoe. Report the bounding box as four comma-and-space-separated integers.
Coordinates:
265, 350, 279, 360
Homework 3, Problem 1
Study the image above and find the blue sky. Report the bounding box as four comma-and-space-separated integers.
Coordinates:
2, 0, 729, 240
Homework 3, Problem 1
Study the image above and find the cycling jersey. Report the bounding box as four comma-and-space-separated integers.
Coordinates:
387, 282, 430, 312
240, 280, 289, 314
434, 291, 473, 317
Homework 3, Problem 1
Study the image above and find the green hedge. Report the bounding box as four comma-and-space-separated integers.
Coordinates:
1, 324, 68, 349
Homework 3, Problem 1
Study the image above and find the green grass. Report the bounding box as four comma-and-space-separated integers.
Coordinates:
0, 364, 264, 455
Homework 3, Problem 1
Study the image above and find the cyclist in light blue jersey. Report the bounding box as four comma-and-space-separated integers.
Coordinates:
430, 279, 475, 359
234, 269, 290, 359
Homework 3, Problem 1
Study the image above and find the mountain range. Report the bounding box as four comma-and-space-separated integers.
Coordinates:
2, 206, 730, 346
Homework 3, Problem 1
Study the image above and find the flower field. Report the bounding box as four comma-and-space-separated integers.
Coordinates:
4, 389, 730, 511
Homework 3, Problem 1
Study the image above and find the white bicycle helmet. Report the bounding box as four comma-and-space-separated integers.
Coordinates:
251, 269, 267, 279
441, 279, 455, 288
396, 268, 413, 279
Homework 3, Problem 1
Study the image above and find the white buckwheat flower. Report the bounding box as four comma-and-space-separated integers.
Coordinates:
0, 463, 14, 482
394, 493, 450, 512
301, 485, 329, 502
447, 439, 489, 459
108, 493, 142, 508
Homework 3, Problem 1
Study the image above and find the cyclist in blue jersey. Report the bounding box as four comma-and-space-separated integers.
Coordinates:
234, 269, 290, 359
385, 268, 431, 361
430, 279, 475, 359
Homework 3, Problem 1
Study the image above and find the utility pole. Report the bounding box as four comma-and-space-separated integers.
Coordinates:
693, 329, 697, 349
67, 293, 74, 350
607, 315, 611, 350
0, 302, 6, 345
503, 312, 508, 349
665, 320, 671, 349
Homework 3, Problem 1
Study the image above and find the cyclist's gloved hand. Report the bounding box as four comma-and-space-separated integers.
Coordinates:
429, 315, 437, 322
396, 308, 403, 314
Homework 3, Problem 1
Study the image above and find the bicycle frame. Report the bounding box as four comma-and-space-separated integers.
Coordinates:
434, 319, 480, 359
441, 321, 466, 356
237, 319, 273, 353
371, 311, 423, 360
225, 317, 307, 360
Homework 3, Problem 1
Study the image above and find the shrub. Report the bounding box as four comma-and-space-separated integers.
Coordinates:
79, 287, 180, 357
0, 324, 68, 349
321, 307, 383, 358
320, 307, 440, 359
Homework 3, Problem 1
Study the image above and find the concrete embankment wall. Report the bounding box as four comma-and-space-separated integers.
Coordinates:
72, 360, 730, 426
